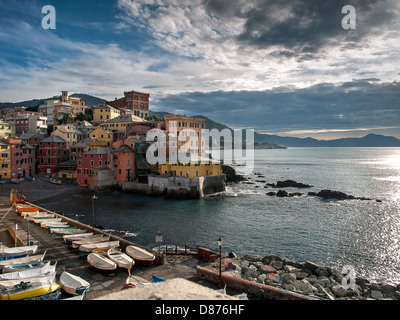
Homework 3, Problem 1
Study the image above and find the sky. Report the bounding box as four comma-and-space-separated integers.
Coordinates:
0, 0, 399, 139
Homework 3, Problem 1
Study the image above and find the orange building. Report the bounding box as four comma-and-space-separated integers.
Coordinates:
107, 90, 150, 119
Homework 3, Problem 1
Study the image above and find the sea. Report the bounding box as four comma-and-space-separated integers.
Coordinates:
36, 147, 400, 285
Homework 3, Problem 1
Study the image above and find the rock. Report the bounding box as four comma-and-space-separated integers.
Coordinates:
257, 274, 267, 284
294, 271, 309, 280
266, 180, 313, 188
222, 165, 247, 183
303, 261, 321, 272
329, 268, 344, 283
291, 279, 318, 295
289, 192, 303, 197
281, 273, 297, 284
315, 284, 335, 300
270, 260, 284, 270
315, 267, 330, 277
371, 290, 384, 300
284, 265, 301, 273
380, 284, 397, 295
262, 254, 283, 264
244, 265, 259, 279
239, 260, 249, 268
316, 276, 331, 287
242, 254, 261, 262
266, 192, 276, 196
283, 284, 296, 291
276, 190, 289, 197
228, 252, 238, 258
258, 265, 276, 274
331, 285, 349, 298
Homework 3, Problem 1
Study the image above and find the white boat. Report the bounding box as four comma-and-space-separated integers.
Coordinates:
38, 218, 63, 226
51, 228, 87, 237
106, 249, 135, 270
30, 213, 56, 221
87, 253, 117, 271
0, 251, 46, 269
71, 236, 109, 249
59, 271, 90, 296
40, 220, 67, 228
2, 260, 51, 273
0, 274, 56, 289
79, 241, 120, 254
0, 243, 39, 260
126, 245, 155, 266
122, 275, 151, 290
0, 263, 56, 281
48, 178, 62, 185
63, 232, 94, 243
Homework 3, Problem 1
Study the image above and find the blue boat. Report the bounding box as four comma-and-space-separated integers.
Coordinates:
2, 260, 51, 273
152, 275, 167, 283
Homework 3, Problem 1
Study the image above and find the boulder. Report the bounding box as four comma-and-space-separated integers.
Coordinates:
331, 285, 349, 298
242, 254, 261, 262
222, 165, 247, 183
370, 290, 384, 300
291, 279, 318, 295
262, 254, 283, 263
276, 190, 289, 197
315, 267, 330, 277
303, 261, 321, 272
270, 260, 284, 270
294, 271, 309, 280
281, 273, 297, 284
266, 192, 276, 196
258, 265, 276, 274
266, 180, 313, 188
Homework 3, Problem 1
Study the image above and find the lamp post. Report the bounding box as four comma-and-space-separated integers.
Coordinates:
91, 195, 98, 230
218, 237, 223, 287
156, 231, 162, 255
26, 213, 30, 246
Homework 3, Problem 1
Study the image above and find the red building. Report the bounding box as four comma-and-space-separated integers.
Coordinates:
37, 136, 69, 174
76, 147, 112, 187
2, 138, 35, 179
111, 145, 135, 182
107, 90, 150, 119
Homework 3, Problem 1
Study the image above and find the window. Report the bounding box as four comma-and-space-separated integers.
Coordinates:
90, 160, 94, 167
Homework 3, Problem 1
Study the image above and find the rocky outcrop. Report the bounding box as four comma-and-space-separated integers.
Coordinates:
308, 190, 375, 201
215, 254, 400, 300
265, 180, 313, 188
222, 165, 247, 183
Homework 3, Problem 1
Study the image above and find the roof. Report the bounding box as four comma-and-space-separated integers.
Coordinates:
83, 147, 111, 155
17, 133, 47, 140
41, 135, 66, 143
112, 145, 135, 153
103, 114, 145, 124
72, 138, 91, 147
59, 160, 77, 167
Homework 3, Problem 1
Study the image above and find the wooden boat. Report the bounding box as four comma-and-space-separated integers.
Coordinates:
39, 218, 63, 226
79, 241, 119, 254
51, 228, 86, 237
59, 271, 90, 296
152, 275, 167, 283
49, 178, 62, 185
2, 260, 51, 273
0, 274, 55, 289
0, 242, 39, 261
0, 251, 46, 270
122, 275, 151, 289
63, 233, 95, 244
106, 249, 134, 270
71, 236, 109, 249
0, 263, 57, 281
87, 253, 117, 271
29, 213, 55, 221
126, 245, 155, 265
42, 221, 68, 228
16, 205, 39, 215
1, 281, 61, 300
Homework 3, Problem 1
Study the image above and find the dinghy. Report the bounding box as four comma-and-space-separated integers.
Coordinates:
63, 232, 94, 244
1, 281, 61, 300
79, 241, 120, 254
87, 253, 117, 271
0, 242, 39, 261
71, 236, 109, 249
59, 271, 90, 296
0, 263, 56, 281
126, 245, 155, 265
2, 260, 51, 273
106, 249, 134, 270
39, 218, 63, 227
0, 251, 46, 270
51, 228, 86, 237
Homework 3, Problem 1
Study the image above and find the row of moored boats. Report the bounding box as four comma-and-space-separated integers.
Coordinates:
0, 203, 159, 300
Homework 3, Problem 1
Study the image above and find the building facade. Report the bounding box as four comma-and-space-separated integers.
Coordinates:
37, 136, 69, 174
92, 105, 121, 124
76, 147, 112, 187
107, 90, 150, 119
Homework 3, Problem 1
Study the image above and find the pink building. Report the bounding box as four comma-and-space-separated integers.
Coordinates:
111, 145, 135, 182
77, 147, 112, 187
37, 136, 69, 174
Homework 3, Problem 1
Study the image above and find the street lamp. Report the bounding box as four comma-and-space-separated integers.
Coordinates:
91, 195, 98, 230
218, 237, 223, 286
156, 231, 163, 255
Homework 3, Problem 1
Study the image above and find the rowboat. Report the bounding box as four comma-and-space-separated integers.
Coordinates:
29, 213, 56, 221
0, 242, 39, 261
71, 236, 109, 249
0, 263, 56, 281
51, 228, 86, 237
38, 218, 63, 226
2, 260, 51, 273
59, 271, 90, 296
87, 253, 117, 271
0, 274, 56, 289
0, 251, 46, 270
1, 281, 61, 300
41, 221, 68, 228
63, 233, 95, 244
106, 249, 134, 270
126, 245, 155, 266
152, 275, 167, 283
79, 240, 120, 254
16, 206, 39, 215
49, 178, 62, 185
122, 275, 151, 290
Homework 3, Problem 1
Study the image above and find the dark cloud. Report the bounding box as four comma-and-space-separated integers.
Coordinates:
204, 0, 396, 60
152, 79, 400, 136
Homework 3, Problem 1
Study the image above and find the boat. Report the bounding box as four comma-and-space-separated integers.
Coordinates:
71, 236, 109, 249
51, 228, 87, 237
48, 226, 76, 232
0, 251, 46, 270
122, 275, 151, 289
79, 240, 120, 254
48, 178, 62, 185
16, 206, 39, 215
126, 245, 155, 265
106, 249, 134, 270
38, 218, 63, 226
2, 260, 51, 273
0, 263, 57, 281
59, 271, 90, 296
0, 242, 39, 261
63, 233, 95, 244
42, 222, 69, 228
1, 281, 61, 300
87, 253, 117, 271
152, 275, 167, 283
29, 213, 56, 221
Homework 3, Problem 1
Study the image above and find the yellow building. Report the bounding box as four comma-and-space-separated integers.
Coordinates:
99, 114, 145, 132
0, 140, 11, 180
0, 120, 15, 139
88, 127, 113, 147
93, 105, 121, 124
61, 91, 89, 116
158, 154, 222, 178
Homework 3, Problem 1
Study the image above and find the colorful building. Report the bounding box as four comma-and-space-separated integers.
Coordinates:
111, 145, 135, 182
0, 120, 15, 138
0, 139, 11, 180
37, 135, 69, 174
99, 114, 145, 132
76, 147, 113, 187
92, 105, 121, 124
88, 127, 113, 147
107, 90, 150, 119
